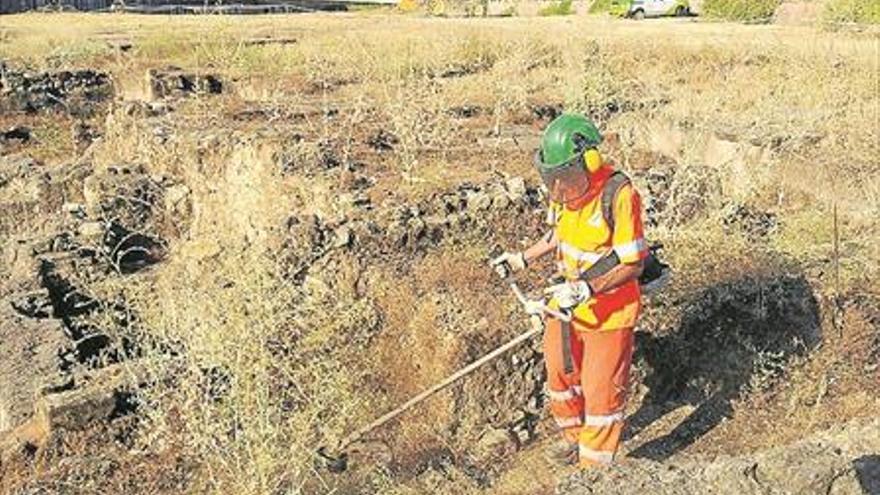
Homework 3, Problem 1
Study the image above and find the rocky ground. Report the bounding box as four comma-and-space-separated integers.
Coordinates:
559, 417, 880, 495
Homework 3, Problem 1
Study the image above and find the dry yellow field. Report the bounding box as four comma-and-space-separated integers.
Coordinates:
0, 11, 878, 495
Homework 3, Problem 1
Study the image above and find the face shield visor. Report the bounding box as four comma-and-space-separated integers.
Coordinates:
534, 150, 590, 204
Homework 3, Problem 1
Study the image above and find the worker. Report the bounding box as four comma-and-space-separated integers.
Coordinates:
493, 113, 647, 468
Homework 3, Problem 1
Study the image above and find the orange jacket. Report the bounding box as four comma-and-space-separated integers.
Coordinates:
547, 165, 648, 331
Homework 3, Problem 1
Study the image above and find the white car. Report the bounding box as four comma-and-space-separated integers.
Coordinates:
611, 0, 692, 20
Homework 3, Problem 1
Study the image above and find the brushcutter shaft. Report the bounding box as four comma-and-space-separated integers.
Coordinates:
329, 281, 564, 455
336, 316, 542, 452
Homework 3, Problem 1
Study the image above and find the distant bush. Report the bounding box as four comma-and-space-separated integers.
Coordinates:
588, 0, 614, 13
702, 0, 780, 22
823, 0, 880, 24
539, 0, 574, 16
500, 4, 517, 16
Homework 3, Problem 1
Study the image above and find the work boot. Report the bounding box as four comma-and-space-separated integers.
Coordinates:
545, 439, 578, 466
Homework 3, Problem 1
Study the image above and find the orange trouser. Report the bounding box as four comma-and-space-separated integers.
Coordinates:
543, 317, 634, 468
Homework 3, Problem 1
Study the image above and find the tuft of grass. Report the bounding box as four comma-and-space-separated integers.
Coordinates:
588, 0, 615, 13
822, 0, 880, 24
539, 0, 574, 16
702, 0, 780, 22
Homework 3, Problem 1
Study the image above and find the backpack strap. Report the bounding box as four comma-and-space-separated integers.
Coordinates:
601, 171, 630, 232
577, 171, 631, 283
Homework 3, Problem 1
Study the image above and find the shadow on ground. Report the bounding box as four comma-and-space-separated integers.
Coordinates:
854, 455, 880, 494
625, 274, 822, 461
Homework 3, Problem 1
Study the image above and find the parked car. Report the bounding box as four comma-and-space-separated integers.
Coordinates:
610, 0, 692, 19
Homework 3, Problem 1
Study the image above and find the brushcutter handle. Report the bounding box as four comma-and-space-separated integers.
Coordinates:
493, 261, 512, 280
508, 281, 572, 322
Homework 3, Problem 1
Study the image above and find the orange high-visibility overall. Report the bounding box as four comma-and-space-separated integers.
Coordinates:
544, 164, 647, 468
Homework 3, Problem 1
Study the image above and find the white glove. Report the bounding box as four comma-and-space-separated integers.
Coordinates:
491, 251, 527, 278
544, 280, 592, 310
522, 298, 545, 316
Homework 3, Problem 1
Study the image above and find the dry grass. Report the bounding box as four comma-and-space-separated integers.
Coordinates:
0, 11, 878, 495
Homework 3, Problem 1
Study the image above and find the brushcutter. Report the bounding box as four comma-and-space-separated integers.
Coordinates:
316, 278, 569, 473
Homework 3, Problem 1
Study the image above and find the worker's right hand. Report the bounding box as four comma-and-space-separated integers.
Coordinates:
491, 251, 527, 279
544, 280, 592, 310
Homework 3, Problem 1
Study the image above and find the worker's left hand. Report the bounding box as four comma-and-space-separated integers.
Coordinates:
522, 298, 545, 316
491, 251, 527, 279
544, 280, 592, 310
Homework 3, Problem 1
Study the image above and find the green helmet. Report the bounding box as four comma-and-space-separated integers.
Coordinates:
536, 113, 602, 169
534, 114, 602, 203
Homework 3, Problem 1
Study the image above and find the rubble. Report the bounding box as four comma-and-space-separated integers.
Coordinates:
0, 361, 148, 465
147, 67, 224, 99
0, 154, 188, 445
448, 105, 484, 119
367, 129, 399, 152
283, 176, 544, 272
0, 126, 31, 143
0, 63, 112, 115
34, 363, 142, 433
0, 309, 67, 433
0, 154, 39, 188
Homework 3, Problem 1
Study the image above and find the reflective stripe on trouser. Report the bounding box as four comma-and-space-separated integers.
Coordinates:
543, 319, 634, 468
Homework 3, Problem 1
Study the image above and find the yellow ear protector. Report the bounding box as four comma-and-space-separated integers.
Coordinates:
573, 133, 603, 174
584, 148, 602, 173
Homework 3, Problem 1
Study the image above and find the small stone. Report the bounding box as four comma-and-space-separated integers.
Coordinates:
423, 215, 446, 230
467, 192, 491, 212
387, 221, 407, 246
505, 177, 527, 199
333, 226, 352, 248
62, 202, 85, 215
1, 126, 31, 142
446, 213, 462, 229
352, 192, 371, 208
163, 184, 190, 212
474, 427, 512, 459
78, 221, 105, 239
492, 194, 510, 210
407, 217, 425, 240
82, 175, 102, 215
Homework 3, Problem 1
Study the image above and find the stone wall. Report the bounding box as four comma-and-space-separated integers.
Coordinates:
0, 0, 109, 14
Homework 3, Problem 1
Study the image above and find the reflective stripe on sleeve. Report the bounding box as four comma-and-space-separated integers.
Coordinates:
560, 242, 605, 264
613, 238, 646, 260
555, 416, 583, 429
583, 411, 624, 427
578, 446, 615, 465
